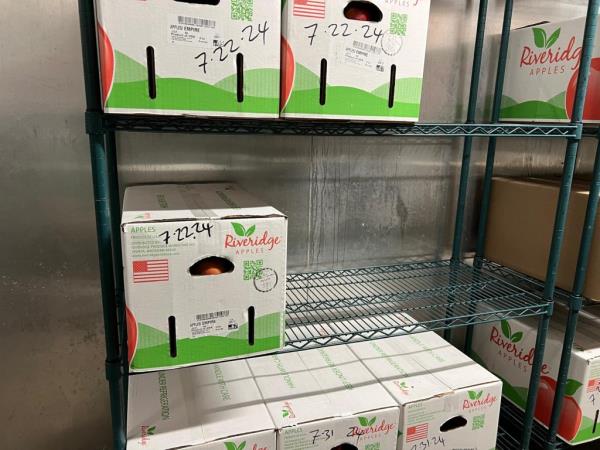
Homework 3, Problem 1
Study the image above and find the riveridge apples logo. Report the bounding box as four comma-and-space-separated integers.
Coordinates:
346, 416, 395, 438
225, 441, 267, 450
281, 401, 296, 419
463, 390, 497, 410
225, 222, 282, 254
139, 425, 156, 446
520, 27, 582, 74
489, 320, 550, 375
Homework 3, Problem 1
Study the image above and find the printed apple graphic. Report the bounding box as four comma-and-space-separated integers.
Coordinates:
125, 306, 137, 364
534, 376, 583, 441
96, 23, 114, 107
280, 36, 295, 111
566, 57, 600, 120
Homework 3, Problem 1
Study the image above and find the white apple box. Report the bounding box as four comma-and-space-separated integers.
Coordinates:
280, 0, 431, 121
349, 332, 502, 450
127, 360, 276, 449
248, 346, 400, 450
501, 16, 600, 123
94, 0, 281, 118
472, 309, 600, 445
121, 183, 287, 372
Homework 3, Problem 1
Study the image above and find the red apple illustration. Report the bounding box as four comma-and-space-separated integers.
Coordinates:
125, 306, 137, 364
96, 23, 114, 107
566, 57, 600, 120
558, 396, 582, 441
534, 376, 556, 426
280, 36, 295, 111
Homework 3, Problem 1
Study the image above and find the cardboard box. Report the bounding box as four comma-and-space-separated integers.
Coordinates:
127, 359, 276, 449
95, 0, 281, 118
121, 183, 287, 372
485, 177, 600, 302
280, 0, 431, 121
472, 308, 600, 445
349, 333, 502, 450
248, 346, 400, 450
500, 17, 600, 122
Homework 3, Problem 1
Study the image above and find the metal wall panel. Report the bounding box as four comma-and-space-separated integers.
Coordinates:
0, 0, 594, 448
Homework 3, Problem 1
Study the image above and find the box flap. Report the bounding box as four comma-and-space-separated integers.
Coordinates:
127, 360, 274, 449
122, 183, 285, 224
249, 347, 397, 429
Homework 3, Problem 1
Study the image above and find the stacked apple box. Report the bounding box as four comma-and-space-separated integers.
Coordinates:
94, 0, 281, 118
349, 332, 503, 450
500, 16, 600, 122
472, 309, 600, 445
120, 183, 288, 372
126, 360, 277, 449
281, 0, 431, 121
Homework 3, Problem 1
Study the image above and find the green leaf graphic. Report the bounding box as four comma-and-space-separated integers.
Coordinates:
368, 417, 377, 426
245, 225, 256, 236
476, 390, 483, 399
468, 390, 477, 400
565, 379, 583, 396
533, 27, 547, 48
239, 442, 246, 450
231, 222, 246, 237
511, 331, 523, 343
224, 443, 237, 450
546, 28, 561, 48
358, 416, 369, 426
501, 320, 512, 339
282, 409, 289, 417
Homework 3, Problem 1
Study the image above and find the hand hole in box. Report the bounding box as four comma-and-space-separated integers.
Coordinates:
343, 1, 383, 22
173, 0, 220, 5
189, 257, 234, 276
331, 444, 358, 450
439, 415, 467, 432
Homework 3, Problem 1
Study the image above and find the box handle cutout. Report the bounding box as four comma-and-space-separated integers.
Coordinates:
440, 416, 467, 432
236, 53, 244, 103
593, 410, 599, 434
388, 64, 396, 108
319, 59, 327, 105
343, 1, 383, 22
189, 257, 234, 276
146, 46, 157, 99
168, 316, 177, 357
331, 444, 358, 450
174, 0, 220, 5
248, 306, 255, 345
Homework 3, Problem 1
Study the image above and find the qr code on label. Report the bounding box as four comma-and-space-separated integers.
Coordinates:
243, 259, 263, 280
472, 414, 485, 430
231, 0, 253, 21
390, 13, 408, 36
365, 444, 380, 450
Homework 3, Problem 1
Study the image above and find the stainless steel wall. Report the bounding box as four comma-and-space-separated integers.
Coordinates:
0, 1, 595, 449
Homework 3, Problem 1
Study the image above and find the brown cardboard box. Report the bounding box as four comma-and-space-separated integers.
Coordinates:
485, 177, 600, 301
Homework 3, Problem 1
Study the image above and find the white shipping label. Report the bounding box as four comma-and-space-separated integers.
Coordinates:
168, 14, 217, 47
339, 40, 386, 73
189, 309, 243, 338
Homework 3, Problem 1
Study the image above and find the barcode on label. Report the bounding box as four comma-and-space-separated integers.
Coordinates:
353, 40, 382, 55
177, 15, 216, 28
196, 310, 229, 321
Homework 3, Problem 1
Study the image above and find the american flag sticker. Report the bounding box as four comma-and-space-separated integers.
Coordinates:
293, 0, 326, 19
406, 423, 428, 442
133, 259, 169, 283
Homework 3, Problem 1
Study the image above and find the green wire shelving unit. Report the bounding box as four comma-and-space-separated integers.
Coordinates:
78, 0, 600, 448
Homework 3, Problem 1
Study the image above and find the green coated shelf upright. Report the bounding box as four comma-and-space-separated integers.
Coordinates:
77, 0, 600, 449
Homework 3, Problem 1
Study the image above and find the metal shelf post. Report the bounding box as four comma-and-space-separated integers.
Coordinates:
546, 140, 600, 448
78, 0, 126, 449
520, 1, 599, 448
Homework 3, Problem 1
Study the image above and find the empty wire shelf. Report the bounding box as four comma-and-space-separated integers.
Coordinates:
282, 260, 549, 351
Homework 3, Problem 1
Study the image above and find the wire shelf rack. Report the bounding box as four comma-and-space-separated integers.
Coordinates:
282, 260, 549, 351
102, 114, 579, 138
497, 400, 567, 450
